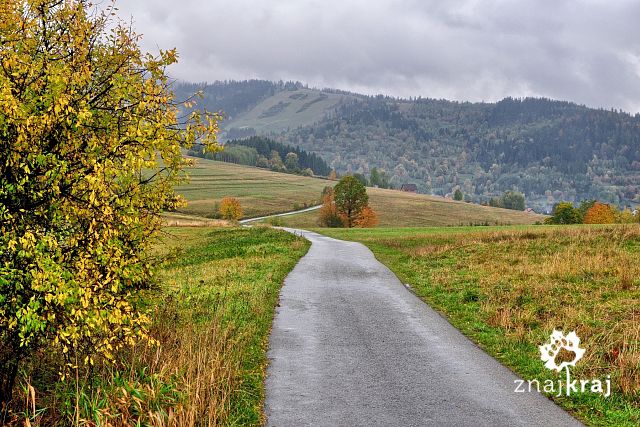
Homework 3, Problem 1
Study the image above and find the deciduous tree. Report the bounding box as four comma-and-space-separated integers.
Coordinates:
219, 197, 243, 221
333, 176, 369, 227
584, 202, 616, 224
318, 187, 344, 227
0, 0, 219, 405
284, 152, 299, 172
545, 202, 580, 224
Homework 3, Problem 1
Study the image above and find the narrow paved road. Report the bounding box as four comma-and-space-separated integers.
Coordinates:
238, 205, 321, 224
265, 229, 582, 427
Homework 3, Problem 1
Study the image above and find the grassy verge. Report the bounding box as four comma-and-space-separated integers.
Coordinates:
13, 226, 308, 426
316, 225, 639, 426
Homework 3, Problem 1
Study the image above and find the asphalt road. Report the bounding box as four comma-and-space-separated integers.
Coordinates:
238, 205, 321, 224
264, 229, 582, 427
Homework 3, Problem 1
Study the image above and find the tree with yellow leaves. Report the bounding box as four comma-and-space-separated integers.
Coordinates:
0, 0, 220, 405
219, 197, 243, 221
583, 202, 616, 224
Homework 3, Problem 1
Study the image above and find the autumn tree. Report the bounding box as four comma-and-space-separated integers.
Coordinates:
615, 208, 636, 224
0, 0, 219, 406
576, 200, 596, 222
583, 202, 616, 224
354, 206, 379, 227
219, 197, 243, 221
333, 176, 369, 227
318, 187, 343, 227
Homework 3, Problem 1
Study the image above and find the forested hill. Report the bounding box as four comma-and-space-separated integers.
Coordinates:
173, 80, 640, 211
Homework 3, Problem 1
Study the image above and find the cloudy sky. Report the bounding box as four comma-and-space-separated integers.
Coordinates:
112, 0, 640, 113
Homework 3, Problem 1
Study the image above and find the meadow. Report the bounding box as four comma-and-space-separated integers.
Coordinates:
14, 227, 308, 426
179, 158, 544, 226
273, 187, 544, 227
176, 159, 327, 218
317, 225, 640, 426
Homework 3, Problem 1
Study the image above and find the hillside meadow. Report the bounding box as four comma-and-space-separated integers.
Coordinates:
175, 158, 328, 218
275, 187, 544, 227
177, 158, 544, 226
317, 224, 640, 426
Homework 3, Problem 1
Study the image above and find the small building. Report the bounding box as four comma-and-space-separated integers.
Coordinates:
400, 183, 417, 193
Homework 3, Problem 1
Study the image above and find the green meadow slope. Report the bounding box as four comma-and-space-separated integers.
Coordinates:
226, 87, 356, 134
175, 158, 545, 226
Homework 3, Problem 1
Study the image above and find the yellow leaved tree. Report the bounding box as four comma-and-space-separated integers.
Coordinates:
0, 0, 220, 406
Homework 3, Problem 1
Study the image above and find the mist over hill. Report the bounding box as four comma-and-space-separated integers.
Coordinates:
173, 80, 640, 211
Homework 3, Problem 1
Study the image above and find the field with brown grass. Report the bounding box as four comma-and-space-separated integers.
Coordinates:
317, 224, 640, 426
276, 186, 545, 227
183, 158, 545, 226
176, 158, 328, 218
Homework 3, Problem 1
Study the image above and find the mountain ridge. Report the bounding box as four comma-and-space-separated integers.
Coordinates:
173, 80, 640, 211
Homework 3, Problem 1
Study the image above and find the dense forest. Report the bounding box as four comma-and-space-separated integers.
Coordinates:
186, 136, 331, 176
174, 80, 640, 211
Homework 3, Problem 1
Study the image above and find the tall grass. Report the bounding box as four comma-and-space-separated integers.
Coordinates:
5, 227, 309, 426
319, 224, 640, 426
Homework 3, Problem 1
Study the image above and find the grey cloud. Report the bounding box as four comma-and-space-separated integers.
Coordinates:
113, 0, 640, 112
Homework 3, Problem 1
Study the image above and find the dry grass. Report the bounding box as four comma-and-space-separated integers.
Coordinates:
8, 227, 309, 426
161, 212, 231, 227
280, 186, 544, 227
176, 158, 543, 226
319, 224, 640, 425
406, 226, 640, 395
176, 159, 327, 218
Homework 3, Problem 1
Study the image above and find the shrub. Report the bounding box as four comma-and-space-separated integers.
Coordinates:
0, 0, 219, 407
219, 197, 243, 221
354, 206, 379, 228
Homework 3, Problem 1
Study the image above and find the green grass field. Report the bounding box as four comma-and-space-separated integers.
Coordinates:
225, 88, 355, 134
18, 227, 308, 426
150, 226, 309, 425
176, 159, 328, 218
177, 158, 544, 226
317, 225, 640, 426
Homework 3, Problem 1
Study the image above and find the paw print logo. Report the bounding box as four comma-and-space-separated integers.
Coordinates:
539, 330, 585, 372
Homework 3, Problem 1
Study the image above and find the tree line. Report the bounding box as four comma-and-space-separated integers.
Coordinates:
187, 136, 331, 176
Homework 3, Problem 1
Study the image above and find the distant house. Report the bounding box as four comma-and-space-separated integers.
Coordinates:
400, 183, 417, 193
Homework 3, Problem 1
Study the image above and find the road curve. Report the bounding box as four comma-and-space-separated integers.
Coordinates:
265, 229, 582, 427
238, 205, 321, 224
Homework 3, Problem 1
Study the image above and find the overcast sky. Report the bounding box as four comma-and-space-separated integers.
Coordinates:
112, 0, 640, 113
